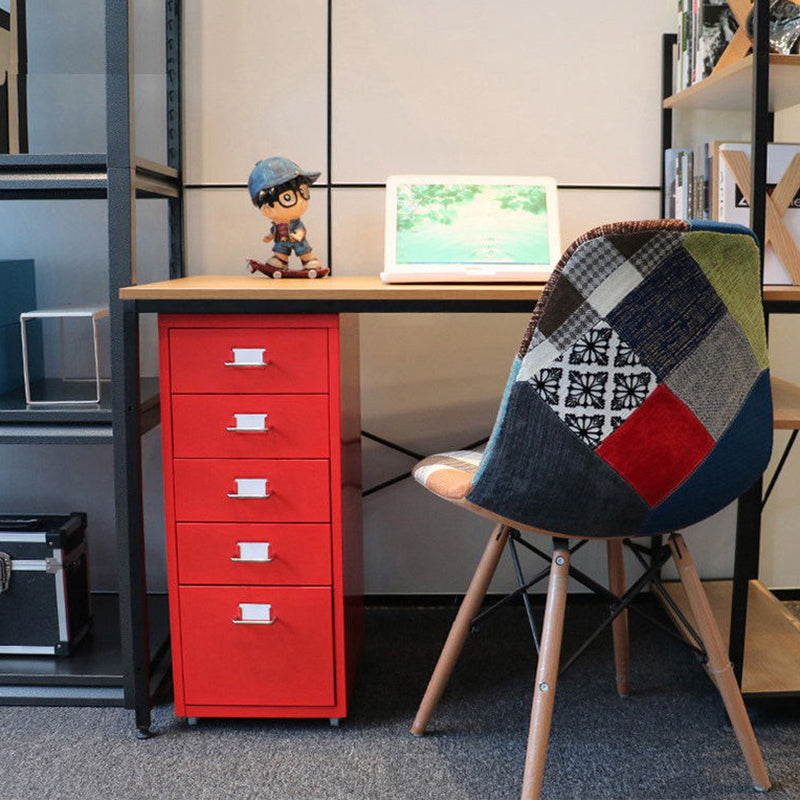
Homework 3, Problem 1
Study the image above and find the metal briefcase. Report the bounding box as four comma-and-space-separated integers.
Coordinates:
0, 513, 92, 656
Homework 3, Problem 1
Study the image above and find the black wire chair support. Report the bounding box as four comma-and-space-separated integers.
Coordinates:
466, 529, 708, 680
361, 430, 490, 497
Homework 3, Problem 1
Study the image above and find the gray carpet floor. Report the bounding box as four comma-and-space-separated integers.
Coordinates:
1, 603, 799, 800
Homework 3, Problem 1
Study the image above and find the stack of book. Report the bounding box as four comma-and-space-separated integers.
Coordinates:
664, 142, 800, 283
676, 0, 739, 91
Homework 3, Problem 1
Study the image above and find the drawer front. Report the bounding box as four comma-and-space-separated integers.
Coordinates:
171, 394, 330, 459
176, 523, 332, 586
179, 586, 335, 707
170, 328, 328, 394
173, 459, 330, 523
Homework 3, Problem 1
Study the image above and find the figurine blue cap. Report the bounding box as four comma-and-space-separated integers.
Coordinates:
248, 157, 321, 205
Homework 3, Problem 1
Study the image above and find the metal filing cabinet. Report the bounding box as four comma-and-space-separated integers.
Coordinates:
157, 313, 363, 722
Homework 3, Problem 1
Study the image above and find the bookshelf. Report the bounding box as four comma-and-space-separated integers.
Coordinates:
0, 1, 183, 733
661, 4, 800, 699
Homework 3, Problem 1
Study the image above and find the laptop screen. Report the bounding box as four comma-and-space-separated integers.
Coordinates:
385, 175, 560, 277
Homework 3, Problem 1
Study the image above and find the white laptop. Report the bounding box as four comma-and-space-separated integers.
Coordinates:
381, 175, 560, 283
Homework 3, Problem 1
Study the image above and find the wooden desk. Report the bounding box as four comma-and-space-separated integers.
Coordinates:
117, 276, 800, 733
121, 275, 798, 306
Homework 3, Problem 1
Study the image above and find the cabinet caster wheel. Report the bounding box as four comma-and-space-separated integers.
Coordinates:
329, 717, 341, 727
136, 727, 153, 740
187, 717, 199, 727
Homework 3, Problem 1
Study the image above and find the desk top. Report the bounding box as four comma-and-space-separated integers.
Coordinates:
120, 275, 800, 305
120, 275, 546, 302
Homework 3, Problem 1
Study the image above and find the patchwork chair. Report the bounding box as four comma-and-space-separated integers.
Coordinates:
411, 220, 773, 799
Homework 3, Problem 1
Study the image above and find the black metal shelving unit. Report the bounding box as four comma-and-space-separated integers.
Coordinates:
0, 0, 183, 728
660, 0, 800, 699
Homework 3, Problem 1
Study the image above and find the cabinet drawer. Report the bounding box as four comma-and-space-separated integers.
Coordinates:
176, 523, 332, 586
169, 328, 328, 394
179, 586, 335, 707
173, 459, 330, 523
171, 394, 330, 459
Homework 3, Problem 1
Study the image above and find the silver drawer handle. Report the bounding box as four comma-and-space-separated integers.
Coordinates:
226, 413, 270, 433
227, 478, 271, 499
230, 555, 274, 562
231, 542, 274, 563
233, 603, 275, 625
224, 347, 268, 367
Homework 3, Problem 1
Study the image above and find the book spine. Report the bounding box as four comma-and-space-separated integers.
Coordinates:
692, 0, 699, 85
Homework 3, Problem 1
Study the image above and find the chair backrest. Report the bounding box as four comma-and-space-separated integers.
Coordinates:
467, 220, 772, 538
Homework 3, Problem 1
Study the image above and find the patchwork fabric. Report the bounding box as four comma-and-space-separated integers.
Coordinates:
516, 219, 690, 357
527, 321, 656, 448
465, 383, 650, 538
561, 237, 627, 295
664, 314, 761, 439
547, 303, 601, 351
595, 385, 715, 507
683, 230, 768, 368
641, 371, 773, 534
627, 231, 686, 276
606, 248, 726, 380
413, 450, 483, 500
432, 220, 771, 538
537, 276, 584, 337
584, 261, 643, 317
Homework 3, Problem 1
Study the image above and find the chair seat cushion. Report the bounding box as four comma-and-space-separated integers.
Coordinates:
413, 449, 484, 500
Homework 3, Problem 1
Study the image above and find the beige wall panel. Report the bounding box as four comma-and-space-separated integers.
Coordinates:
184, 0, 328, 185
332, 0, 675, 185
185, 187, 329, 275
557, 190, 662, 246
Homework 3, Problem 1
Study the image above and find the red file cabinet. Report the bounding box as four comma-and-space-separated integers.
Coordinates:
158, 314, 363, 721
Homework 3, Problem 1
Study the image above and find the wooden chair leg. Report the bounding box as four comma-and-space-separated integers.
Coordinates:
606, 539, 630, 696
410, 524, 510, 736
669, 533, 771, 792
521, 540, 570, 800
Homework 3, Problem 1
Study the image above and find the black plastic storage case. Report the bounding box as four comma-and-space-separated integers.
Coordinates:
0, 513, 91, 656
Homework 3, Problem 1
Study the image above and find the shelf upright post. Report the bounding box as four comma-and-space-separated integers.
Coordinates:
106, 0, 152, 737
730, 0, 771, 687
660, 33, 677, 218
655, 32, 680, 574
166, 0, 184, 280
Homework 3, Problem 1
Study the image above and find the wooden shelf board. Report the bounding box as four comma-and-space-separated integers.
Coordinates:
661, 579, 800, 695
771, 376, 800, 429
764, 284, 800, 304
663, 55, 800, 112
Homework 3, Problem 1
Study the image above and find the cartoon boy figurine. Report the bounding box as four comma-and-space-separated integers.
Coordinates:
247, 157, 328, 278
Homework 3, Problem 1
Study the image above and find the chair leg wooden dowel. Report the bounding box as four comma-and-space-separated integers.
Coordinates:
606, 539, 631, 697
410, 524, 510, 737
520, 541, 570, 800
669, 534, 771, 792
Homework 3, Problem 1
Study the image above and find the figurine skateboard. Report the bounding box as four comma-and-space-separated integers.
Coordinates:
247, 258, 329, 279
